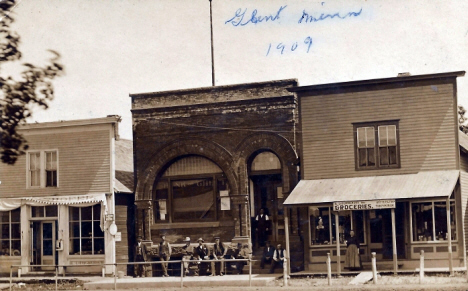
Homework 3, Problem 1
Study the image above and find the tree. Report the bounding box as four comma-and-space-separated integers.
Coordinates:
459, 105, 468, 134
0, 0, 63, 165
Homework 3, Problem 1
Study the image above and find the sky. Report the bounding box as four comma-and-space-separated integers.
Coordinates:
5, 0, 468, 140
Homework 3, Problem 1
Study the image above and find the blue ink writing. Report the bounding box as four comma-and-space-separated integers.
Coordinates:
225, 5, 287, 26
266, 37, 312, 56
298, 8, 362, 24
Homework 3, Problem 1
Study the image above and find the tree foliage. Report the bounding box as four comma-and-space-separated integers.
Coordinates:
459, 105, 468, 134
0, 0, 63, 165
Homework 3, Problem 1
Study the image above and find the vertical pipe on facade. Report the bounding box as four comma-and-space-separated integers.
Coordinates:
391, 208, 397, 275
335, 213, 341, 276
285, 210, 291, 276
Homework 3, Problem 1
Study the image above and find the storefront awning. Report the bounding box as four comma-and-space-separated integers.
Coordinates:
284, 171, 459, 206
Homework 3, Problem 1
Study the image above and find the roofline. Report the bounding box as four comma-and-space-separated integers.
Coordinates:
129, 79, 298, 99
287, 71, 465, 93
19, 115, 122, 130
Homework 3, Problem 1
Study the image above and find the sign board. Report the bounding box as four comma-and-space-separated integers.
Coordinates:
333, 200, 395, 211
115, 232, 122, 242
220, 190, 229, 197
221, 197, 231, 210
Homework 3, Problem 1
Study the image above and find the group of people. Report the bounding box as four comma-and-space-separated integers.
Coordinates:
134, 234, 252, 277
259, 241, 286, 273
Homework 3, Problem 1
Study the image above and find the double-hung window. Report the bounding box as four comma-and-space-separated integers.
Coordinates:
0, 209, 21, 256
27, 150, 58, 188
354, 121, 400, 170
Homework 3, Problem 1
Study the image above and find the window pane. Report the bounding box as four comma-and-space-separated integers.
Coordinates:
450, 201, 456, 240
43, 223, 53, 239
45, 151, 57, 170
10, 209, 20, 222
69, 207, 80, 221
0, 240, 10, 255
370, 210, 383, 243
1, 225, 9, 239
368, 148, 375, 166
366, 127, 375, 147
69, 222, 80, 238
32, 206, 44, 218
82, 238, 92, 254
82, 222, 92, 238
11, 224, 20, 239
412, 202, 433, 241
357, 128, 366, 148
310, 207, 332, 245
93, 221, 104, 238
0, 212, 9, 223
45, 206, 57, 217
434, 202, 447, 241
387, 125, 397, 145
11, 240, 20, 256
30, 170, 40, 187
378, 126, 388, 146
46, 171, 57, 187
338, 211, 351, 244
358, 148, 367, 167
389, 146, 397, 165
93, 205, 101, 221
81, 207, 93, 220
354, 211, 365, 244
43, 239, 53, 256
380, 147, 389, 165
172, 179, 215, 221
94, 238, 105, 255
29, 153, 40, 170
69, 239, 80, 255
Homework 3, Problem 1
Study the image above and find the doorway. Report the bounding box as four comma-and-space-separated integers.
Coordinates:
250, 174, 283, 247
32, 221, 57, 270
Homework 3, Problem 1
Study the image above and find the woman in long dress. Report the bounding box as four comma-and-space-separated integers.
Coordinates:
344, 230, 361, 270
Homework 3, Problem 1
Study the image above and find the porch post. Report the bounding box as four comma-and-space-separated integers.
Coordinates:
335, 213, 341, 275
447, 197, 453, 276
284, 209, 290, 276
391, 208, 397, 275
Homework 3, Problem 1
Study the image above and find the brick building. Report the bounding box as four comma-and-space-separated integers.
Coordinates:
130, 80, 303, 270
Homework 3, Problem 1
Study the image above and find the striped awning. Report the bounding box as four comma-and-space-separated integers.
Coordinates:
284, 171, 459, 206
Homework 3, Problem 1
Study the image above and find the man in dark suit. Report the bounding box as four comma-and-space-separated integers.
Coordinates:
270, 243, 285, 274
194, 237, 209, 275
255, 208, 270, 247
210, 236, 226, 276
134, 235, 148, 277
260, 241, 275, 269
159, 234, 172, 277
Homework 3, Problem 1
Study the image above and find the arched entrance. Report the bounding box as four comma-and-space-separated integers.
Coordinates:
249, 151, 284, 248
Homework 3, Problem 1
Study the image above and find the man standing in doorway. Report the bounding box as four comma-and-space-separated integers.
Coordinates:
159, 234, 172, 277
134, 236, 147, 278
255, 208, 270, 247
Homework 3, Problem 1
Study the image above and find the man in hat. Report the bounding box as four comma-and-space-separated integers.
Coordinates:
209, 236, 226, 276
260, 241, 275, 269
159, 234, 172, 277
133, 235, 148, 277
194, 238, 209, 275
181, 237, 193, 276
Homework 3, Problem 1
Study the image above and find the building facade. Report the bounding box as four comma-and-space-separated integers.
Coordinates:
285, 71, 467, 272
0, 116, 129, 275
130, 80, 304, 270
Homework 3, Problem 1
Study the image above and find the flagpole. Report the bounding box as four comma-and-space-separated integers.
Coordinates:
209, 0, 215, 86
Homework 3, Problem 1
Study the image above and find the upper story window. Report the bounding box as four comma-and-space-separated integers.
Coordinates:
354, 121, 400, 170
27, 150, 58, 188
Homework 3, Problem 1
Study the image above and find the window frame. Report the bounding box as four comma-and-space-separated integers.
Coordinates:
410, 198, 457, 243
69, 205, 104, 256
0, 208, 21, 257
26, 150, 59, 188
353, 120, 400, 170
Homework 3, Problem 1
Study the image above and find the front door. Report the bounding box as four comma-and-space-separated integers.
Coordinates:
33, 221, 56, 270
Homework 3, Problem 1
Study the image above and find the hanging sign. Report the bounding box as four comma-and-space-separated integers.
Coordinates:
333, 199, 395, 211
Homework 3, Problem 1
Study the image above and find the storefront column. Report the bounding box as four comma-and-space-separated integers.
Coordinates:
447, 197, 453, 276
284, 210, 290, 276
20, 205, 29, 275
134, 200, 152, 240
231, 195, 250, 245
335, 213, 341, 275
391, 208, 397, 275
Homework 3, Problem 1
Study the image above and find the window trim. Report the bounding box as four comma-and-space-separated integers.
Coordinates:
353, 120, 400, 170
69, 205, 104, 256
409, 198, 457, 243
26, 149, 59, 188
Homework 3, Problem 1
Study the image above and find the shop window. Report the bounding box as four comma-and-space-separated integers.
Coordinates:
0, 209, 21, 256
69, 205, 104, 255
354, 121, 399, 170
411, 200, 456, 242
309, 206, 365, 246
153, 155, 231, 223
27, 150, 58, 188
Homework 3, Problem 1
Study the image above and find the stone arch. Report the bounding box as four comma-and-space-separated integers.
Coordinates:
235, 133, 299, 196
135, 137, 238, 201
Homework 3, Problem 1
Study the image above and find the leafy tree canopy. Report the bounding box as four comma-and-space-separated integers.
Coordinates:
459, 105, 468, 134
0, 0, 63, 165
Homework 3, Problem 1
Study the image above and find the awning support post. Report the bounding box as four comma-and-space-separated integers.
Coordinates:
391, 208, 397, 275
284, 209, 291, 276
335, 213, 341, 276
447, 197, 454, 276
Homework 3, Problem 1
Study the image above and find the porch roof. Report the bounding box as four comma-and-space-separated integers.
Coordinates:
284, 170, 459, 206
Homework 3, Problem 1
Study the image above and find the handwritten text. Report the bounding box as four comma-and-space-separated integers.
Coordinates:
225, 5, 287, 27
266, 37, 313, 56
298, 8, 362, 24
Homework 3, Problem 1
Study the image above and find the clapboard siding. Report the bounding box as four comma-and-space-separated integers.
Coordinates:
0, 129, 111, 197
300, 81, 457, 180
460, 152, 468, 253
